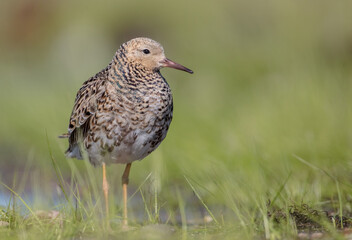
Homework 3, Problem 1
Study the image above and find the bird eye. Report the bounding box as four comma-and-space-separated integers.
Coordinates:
143, 49, 150, 54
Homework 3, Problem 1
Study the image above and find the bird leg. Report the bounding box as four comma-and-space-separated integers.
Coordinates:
122, 163, 132, 227
102, 162, 110, 226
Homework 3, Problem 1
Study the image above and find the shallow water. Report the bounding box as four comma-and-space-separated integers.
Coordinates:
0, 186, 217, 226
0, 193, 10, 207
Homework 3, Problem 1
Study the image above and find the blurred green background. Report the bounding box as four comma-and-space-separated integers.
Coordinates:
1, 0, 352, 235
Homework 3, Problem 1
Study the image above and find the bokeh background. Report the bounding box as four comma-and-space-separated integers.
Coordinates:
1, 0, 352, 233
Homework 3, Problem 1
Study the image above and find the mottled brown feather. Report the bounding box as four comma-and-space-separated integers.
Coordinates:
63, 38, 178, 166
59, 38, 193, 230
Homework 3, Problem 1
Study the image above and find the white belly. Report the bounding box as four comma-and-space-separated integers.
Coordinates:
84, 123, 169, 166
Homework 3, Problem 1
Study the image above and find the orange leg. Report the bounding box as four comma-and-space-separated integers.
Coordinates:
122, 163, 132, 227
102, 162, 110, 226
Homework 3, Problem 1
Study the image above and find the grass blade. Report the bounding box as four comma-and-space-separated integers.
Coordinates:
184, 175, 219, 226
0, 181, 43, 229
45, 131, 73, 210
270, 171, 292, 206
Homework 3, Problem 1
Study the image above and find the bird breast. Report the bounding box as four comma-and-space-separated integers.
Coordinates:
84, 79, 173, 165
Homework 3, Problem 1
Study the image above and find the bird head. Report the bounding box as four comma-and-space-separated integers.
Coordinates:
122, 37, 193, 74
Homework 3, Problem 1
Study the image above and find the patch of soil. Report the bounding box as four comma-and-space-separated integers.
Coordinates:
268, 203, 352, 232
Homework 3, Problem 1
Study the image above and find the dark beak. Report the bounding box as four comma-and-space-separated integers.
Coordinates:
160, 58, 193, 74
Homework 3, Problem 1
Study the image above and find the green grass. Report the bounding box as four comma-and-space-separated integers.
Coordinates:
1, 0, 352, 239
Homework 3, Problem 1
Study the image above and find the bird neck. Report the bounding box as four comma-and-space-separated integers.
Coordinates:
108, 48, 159, 88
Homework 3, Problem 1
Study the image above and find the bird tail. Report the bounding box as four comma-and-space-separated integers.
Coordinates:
58, 133, 70, 138
58, 132, 83, 159
65, 144, 83, 160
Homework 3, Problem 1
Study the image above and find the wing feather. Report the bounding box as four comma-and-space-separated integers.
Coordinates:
65, 70, 108, 158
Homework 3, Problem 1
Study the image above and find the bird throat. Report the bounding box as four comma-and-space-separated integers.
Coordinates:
109, 49, 159, 89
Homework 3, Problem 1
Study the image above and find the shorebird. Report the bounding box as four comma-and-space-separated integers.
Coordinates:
60, 37, 193, 227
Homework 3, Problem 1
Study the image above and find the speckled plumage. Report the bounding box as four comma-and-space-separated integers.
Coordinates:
63, 38, 192, 166
61, 37, 193, 226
